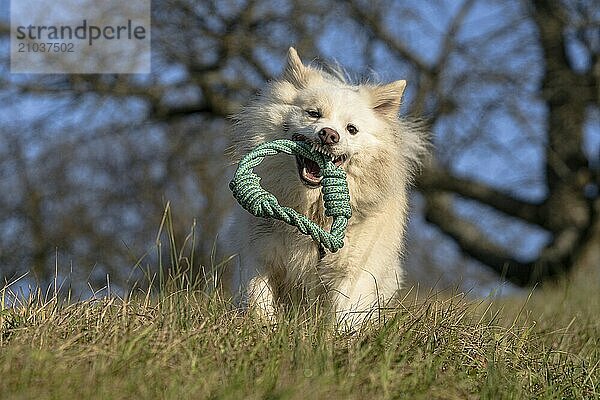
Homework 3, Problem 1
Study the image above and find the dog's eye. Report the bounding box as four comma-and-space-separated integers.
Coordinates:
347, 124, 358, 135
306, 109, 321, 119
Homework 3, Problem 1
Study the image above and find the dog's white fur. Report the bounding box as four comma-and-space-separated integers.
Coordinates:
225, 48, 426, 328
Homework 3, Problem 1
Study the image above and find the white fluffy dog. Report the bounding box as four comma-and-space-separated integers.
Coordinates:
225, 48, 426, 328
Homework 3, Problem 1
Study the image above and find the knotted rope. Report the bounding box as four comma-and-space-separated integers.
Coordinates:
229, 139, 351, 252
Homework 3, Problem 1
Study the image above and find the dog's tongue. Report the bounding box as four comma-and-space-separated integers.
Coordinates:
304, 158, 321, 179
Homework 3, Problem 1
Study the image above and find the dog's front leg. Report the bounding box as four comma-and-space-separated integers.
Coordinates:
246, 274, 277, 323
331, 268, 398, 331
232, 252, 278, 323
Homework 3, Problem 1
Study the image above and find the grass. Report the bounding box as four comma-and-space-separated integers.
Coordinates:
1, 207, 598, 399
0, 268, 598, 400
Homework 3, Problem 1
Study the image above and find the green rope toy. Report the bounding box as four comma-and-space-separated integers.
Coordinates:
229, 139, 352, 253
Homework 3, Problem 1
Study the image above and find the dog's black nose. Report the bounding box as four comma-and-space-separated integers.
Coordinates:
318, 127, 339, 145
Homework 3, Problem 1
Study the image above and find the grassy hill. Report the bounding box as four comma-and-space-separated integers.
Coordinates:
1, 270, 598, 399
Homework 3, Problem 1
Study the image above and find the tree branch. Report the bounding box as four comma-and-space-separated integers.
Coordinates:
419, 167, 549, 229
423, 192, 592, 286
345, 1, 432, 73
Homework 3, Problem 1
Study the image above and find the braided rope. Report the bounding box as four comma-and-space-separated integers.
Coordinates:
229, 139, 351, 252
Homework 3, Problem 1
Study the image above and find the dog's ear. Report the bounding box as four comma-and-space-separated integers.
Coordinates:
283, 47, 309, 88
369, 80, 407, 119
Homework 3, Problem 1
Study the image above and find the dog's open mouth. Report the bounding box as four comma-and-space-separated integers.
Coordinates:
293, 138, 347, 187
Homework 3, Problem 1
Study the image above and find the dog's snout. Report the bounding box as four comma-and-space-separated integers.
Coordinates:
318, 127, 339, 145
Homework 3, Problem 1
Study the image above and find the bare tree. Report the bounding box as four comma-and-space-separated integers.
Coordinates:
0, 0, 597, 289
417, 0, 598, 285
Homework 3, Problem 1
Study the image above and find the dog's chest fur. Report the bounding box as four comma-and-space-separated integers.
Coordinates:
250, 192, 348, 288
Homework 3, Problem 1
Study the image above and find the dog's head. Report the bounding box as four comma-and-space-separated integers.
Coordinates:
231, 48, 423, 202
276, 48, 406, 187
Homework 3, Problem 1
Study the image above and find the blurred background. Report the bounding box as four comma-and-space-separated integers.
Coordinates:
0, 0, 598, 296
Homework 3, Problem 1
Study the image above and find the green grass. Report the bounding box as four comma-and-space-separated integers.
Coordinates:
1, 270, 598, 400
